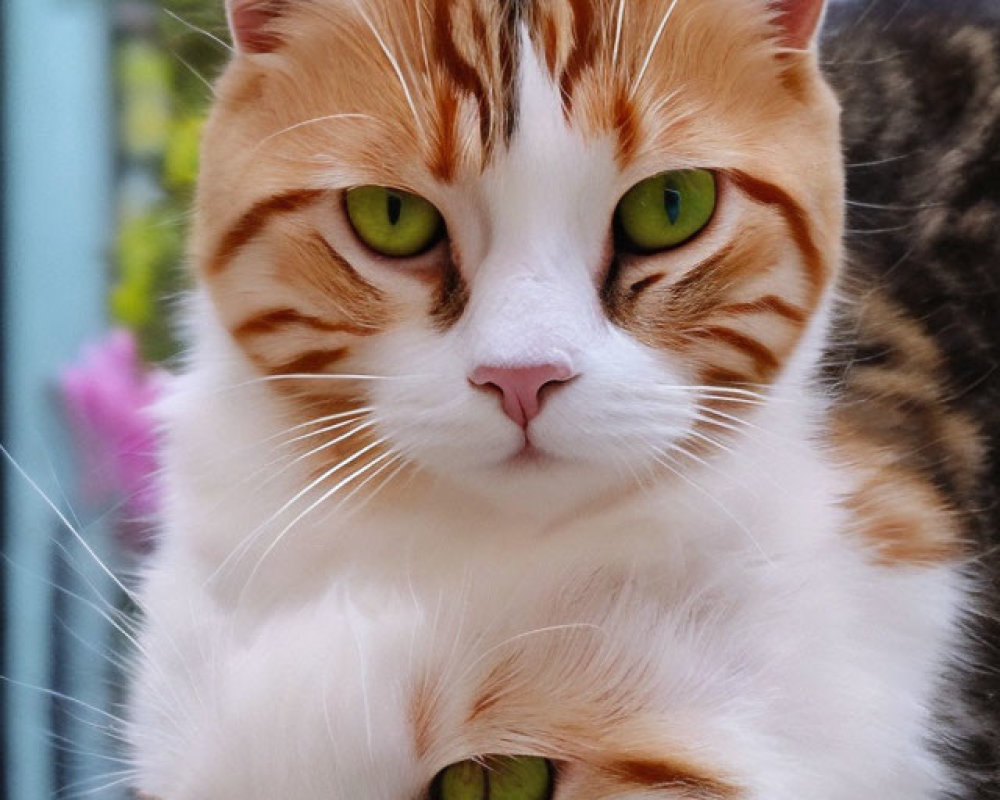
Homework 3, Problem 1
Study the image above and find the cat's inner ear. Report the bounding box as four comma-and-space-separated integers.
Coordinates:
226, 0, 287, 54
770, 0, 827, 49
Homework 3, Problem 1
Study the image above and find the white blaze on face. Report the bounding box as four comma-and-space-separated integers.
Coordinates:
366, 33, 697, 498
459, 30, 616, 374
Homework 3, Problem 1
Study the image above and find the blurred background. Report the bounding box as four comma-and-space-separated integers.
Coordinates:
2, 1, 227, 797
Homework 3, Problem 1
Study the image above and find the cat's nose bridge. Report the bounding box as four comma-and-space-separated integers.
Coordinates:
469, 362, 577, 427
465, 256, 598, 351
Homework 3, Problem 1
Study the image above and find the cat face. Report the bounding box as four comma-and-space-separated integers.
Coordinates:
197, 0, 841, 505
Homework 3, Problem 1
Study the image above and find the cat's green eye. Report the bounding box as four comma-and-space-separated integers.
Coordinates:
615, 168, 717, 253
345, 185, 445, 258
431, 757, 553, 800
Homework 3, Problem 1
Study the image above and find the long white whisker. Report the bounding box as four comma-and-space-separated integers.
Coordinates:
458, 624, 604, 685
57, 771, 137, 800
321, 454, 406, 523
0, 677, 129, 726
348, 0, 426, 139
1, 446, 141, 609
218, 372, 418, 395
205, 421, 378, 585
612, 0, 627, 67
414, 0, 432, 77
252, 113, 377, 155
692, 393, 771, 407
631, 0, 680, 97
684, 428, 738, 459
282, 414, 373, 447
242, 445, 396, 592
162, 8, 235, 52
649, 445, 772, 563
662, 383, 772, 402
169, 49, 217, 96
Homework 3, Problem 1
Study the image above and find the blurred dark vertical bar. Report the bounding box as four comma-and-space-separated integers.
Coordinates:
0, 0, 8, 790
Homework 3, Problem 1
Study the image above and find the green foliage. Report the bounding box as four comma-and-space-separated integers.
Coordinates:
113, 0, 229, 363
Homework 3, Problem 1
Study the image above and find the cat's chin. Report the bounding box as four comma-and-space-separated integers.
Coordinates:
428, 446, 632, 521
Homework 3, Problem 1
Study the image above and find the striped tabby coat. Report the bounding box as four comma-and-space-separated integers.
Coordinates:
129, 1, 999, 798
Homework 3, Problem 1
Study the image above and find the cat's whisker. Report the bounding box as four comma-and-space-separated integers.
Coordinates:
162, 8, 234, 52
605, 431, 650, 489
240, 444, 398, 596
1, 446, 143, 610
347, 0, 427, 140
205, 420, 379, 585
0, 677, 130, 727
219, 372, 421, 394
169, 49, 217, 97
630, 0, 680, 97
846, 199, 943, 211
456, 623, 605, 687
673, 383, 773, 401
223, 411, 374, 495
251, 113, 379, 156
325, 454, 409, 524
48, 736, 133, 766
413, 0, 432, 78
693, 409, 815, 472
56, 770, 138, 800
282, 413, 375, 448
25, 531, 205, 726
845, 153, 914, 169
611, 0, 627, 68
649, 445, 771, 563
683, 427, 739, 460
252, 406, 374, 448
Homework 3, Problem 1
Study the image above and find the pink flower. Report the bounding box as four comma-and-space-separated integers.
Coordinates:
60, 329, 167, 552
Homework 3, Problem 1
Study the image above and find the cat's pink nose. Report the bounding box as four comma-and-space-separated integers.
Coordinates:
470, 363, 577, 427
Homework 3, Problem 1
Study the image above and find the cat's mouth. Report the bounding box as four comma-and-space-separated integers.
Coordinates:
508, 439, 554, 467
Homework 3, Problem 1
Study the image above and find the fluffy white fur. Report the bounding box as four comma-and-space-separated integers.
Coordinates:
130, 32, 966, 800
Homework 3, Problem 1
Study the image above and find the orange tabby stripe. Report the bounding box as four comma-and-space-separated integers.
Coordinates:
613, 87, 641, 166
431, 89, 461, 182
432, 0, 491, 151
208, 189, 324, 276
233, 308, 377, 340
604, 757, 739, 799
715, 295, 807, 325
560, 0, 598, 109
541, 11, 560, 74
668, 241, 741, 297
267, 347, 349, 376
409, 675, 440, 759
728, 171, 826, 305
701, 366, 759, 388
688, 325, 781, 376
466, 652, 521, 723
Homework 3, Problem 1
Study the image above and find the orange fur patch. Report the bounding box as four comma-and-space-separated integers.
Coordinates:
602, 756, 739, 798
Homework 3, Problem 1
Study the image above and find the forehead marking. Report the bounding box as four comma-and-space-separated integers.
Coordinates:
430, 0, 523, 180
560, 0, 599, 110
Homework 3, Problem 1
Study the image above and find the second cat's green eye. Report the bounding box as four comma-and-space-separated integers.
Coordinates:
431, 757, 553, 800
615, 169, 717, 253
345, 185, 445, 258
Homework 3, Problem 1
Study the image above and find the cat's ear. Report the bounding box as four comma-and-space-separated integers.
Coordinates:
226, 0, 288, 54
770, 0, 827, 49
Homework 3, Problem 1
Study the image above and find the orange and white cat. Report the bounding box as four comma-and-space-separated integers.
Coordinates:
129, 1, 985, 798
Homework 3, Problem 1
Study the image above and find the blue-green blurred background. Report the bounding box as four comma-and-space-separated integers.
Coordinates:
2, 2, 225, 797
